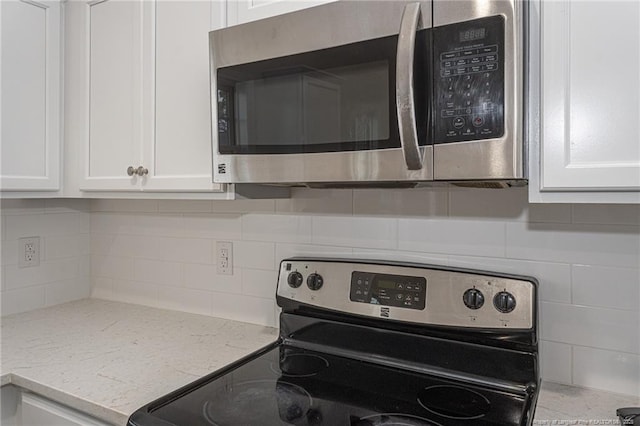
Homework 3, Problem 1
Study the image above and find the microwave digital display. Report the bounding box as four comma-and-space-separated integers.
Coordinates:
459, 27, 487, 43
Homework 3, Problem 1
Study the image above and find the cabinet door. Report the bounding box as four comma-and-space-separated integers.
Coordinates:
81, 0, 153, 191
21, 392, 110, 426
142, 0, 224, 192
536, 0, 640, 202
227, 0, 337, 26
0, 0, 61, 192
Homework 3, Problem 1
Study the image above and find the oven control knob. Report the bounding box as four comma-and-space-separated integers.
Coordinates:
287, 271, 303, 288
463, 288, 484, 310
494, 291, 516, 313
307, 273, 324, 291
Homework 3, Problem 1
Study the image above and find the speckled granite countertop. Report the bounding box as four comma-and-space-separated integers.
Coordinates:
1, 299, 638, 425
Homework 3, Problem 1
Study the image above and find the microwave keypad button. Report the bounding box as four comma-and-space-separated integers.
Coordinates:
473, 116, 485, 127
453, 117, 465, 129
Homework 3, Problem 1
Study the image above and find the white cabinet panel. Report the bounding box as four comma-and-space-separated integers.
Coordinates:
532, 0, 640, 203
146, 0, 223, 192
0, 0, 61, 192
83, 0, 150, 191
228, 0, 337, 26
21, 392, 110, 426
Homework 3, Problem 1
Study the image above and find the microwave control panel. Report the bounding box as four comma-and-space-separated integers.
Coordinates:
433, 16, 505, 144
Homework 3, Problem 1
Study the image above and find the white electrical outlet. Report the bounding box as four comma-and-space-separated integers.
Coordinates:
19, 237, 40, 268
216, 241, 233, 275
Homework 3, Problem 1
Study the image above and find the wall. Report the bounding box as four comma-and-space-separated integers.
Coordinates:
88, 187, 640, 397
0, 199, 91, 315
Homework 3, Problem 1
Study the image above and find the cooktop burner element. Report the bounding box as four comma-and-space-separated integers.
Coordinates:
271, 353, 330, 377
417, 385, 491, 419
202, 380, 312, 425
128, 258, 540, 426
353, 414, 442, 426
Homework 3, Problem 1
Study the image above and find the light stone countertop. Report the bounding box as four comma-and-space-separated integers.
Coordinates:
1, 299, 278, 425
1, 299, 638, 426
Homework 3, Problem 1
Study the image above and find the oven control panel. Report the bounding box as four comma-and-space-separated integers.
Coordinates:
277, 259, 536, 330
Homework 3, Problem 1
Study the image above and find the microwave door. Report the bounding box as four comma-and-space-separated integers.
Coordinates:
210, 1, 434, 186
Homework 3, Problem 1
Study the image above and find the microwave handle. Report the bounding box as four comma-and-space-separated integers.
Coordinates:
396, 2, 423, 170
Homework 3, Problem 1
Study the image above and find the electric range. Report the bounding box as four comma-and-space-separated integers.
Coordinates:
128, 258, 539, 426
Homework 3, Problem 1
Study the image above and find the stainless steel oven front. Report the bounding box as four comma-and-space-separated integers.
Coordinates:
209, 0, 526, 187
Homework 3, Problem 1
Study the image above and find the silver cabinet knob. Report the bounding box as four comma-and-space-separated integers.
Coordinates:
127, 166, 137, 176
136, 166, 149, 176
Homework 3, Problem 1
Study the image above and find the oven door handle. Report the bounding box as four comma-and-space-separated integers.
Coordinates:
396, 2, 423, 170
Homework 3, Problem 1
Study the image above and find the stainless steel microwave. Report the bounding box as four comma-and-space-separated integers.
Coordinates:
209, 0, 527, 188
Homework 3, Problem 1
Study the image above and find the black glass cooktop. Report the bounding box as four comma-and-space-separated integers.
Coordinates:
147, 345, 529, 426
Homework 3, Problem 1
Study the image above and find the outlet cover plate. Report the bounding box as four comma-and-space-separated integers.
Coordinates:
19, 236, 40, 268
216, 241, 233, 275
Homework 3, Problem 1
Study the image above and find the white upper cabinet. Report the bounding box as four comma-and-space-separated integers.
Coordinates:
227, 0, 337, 25
0, 0, 61, 193
530, 0, 640, 203
77, 0, 225, 194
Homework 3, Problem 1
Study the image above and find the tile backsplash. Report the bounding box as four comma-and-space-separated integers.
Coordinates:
1, 199, 91, 315
1, 188, 639, 398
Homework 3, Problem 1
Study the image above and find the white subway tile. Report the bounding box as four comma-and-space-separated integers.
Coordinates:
44, 199, 91, 213
133, 214, 183, 238
352, 248, 448, 265
91, 199, 158, 213
78, 255, 90, 278
0, 199, 45, 215
157, 286, 212, 316
2, 240, 18, 266
235, 241, 275, 270
572, 204, 640, 226
211, 292, 277, 327
4, 214, 44, 240
312, 216, 397, 249
448, 256, 571, 303
4, 259, 80, 290
354, 188, 448, 217
242, 268, 278, 299
111, 279, 159, 307
275, 243, 353, 269
90, 213, 139, 235
40, 213, 86, 237
540, 340, 572, 384
212, 199, 276, 214
158, 200, 213, 213
182, 214, 242, 240
89, 234, 115, 256
134, 259, 183, 286
527, 204, 572, 224
90, 277, 113, 300
184, 263, 242, 294
91, 255, 135, 280
159, 237, 213, 264
1, 285, 46, 316
506, 223, 640, 268
398, 218, 505, 257
242, 214, 312, 244
45, 235, 90, 260
276, 188, 353, 214
448, 186, 527, 221
573, 346, 640, 397
540, 302, 639, 354
572, 265, 640, 311
45, 278, 90, 307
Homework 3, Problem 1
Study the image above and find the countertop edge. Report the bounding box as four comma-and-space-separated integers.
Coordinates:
3, 372, 128, 426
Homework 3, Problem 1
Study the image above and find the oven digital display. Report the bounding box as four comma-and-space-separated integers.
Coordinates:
350, 272, 426, 310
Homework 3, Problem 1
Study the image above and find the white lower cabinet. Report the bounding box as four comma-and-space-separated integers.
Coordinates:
21, 392, 111, 426
1, 387, 111, 426
0, 0, 62, 194
71, 0, 228, 196
529, 0, 640, 203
